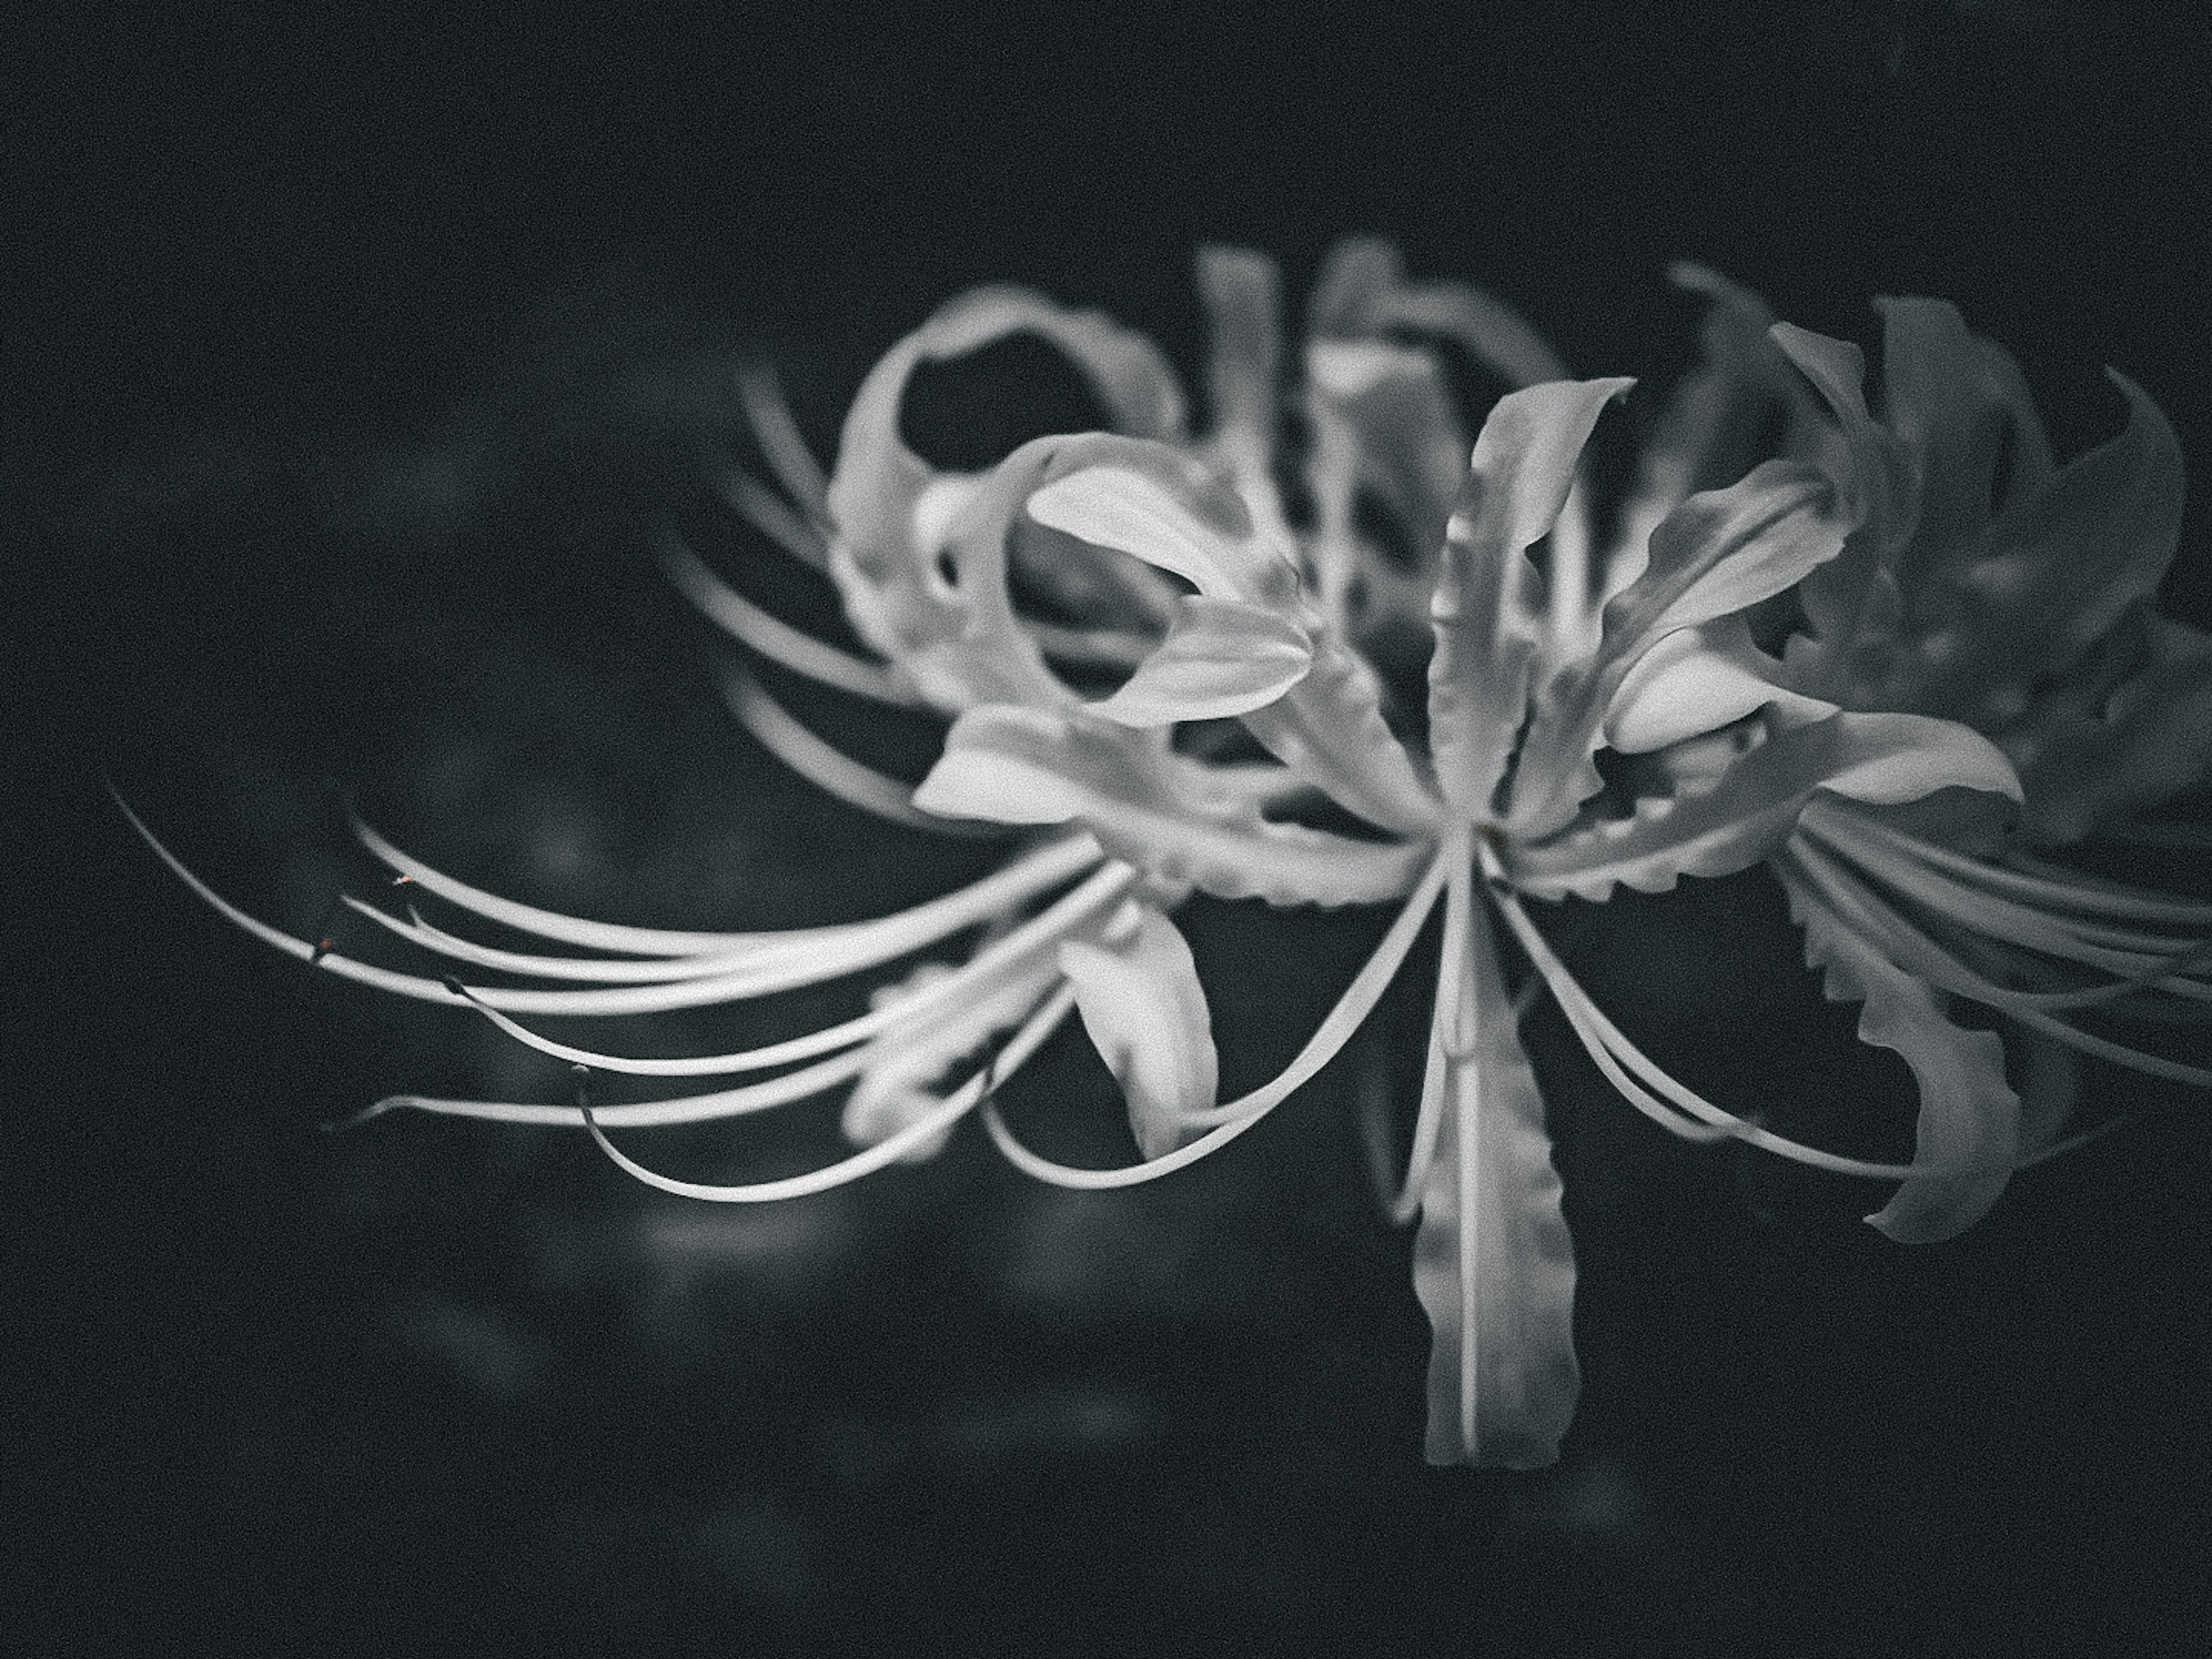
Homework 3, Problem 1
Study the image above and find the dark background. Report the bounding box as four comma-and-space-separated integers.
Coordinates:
13, 4, 2211, 1654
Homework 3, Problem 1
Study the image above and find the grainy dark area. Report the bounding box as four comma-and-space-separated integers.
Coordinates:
13, 4, 2210, 1654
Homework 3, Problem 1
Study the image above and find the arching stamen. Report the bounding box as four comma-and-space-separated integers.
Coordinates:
1836, 808, 2212, 931
658, 531, 922, 707
577, 984, 1078, 1201
1785, 838, 2212, 1018
715, 665, 1007, 838
115, 787, 1116, 1021
441, 862, 1134, 1076
982, 849, 1452, 1190
2006, 1006, 2212, 1089
350, 802, 1101, 958
719, 467, 832, 571
734, 361, 833, 529
1812, 813, 2212, 986
340, 897, 798, 984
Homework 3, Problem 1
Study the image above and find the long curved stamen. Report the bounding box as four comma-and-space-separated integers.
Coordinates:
351, 805, 1101, 957
1995, 850, 2212, 929
719, 467, 833, 571
657, 531, 923, 707
2004, 1007, 2212, 1089
1839, 809, 2212, 932
1487, 887, 1734, 1146
982, 849, 1451, 1189
336, 897, 775, 984
733, 361, 834, 531
117, 787, 1114, 1020
1785, 838, 2212, 1019
714, 665, 1008, 838
578, 984, 1080, 1200
1810, 813, 2212, 991
445, 862, 1135, 1075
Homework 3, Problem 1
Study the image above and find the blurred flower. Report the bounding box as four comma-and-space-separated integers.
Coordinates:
1620, 270, 2212, 1244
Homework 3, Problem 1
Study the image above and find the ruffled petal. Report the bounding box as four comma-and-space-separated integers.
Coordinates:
1781, 861, 2021, 1242
912, 705, 1428, 907
1872, 296, 2056, 560
1025, 448, 1307, 611
1088, 596, 1313, 726
1512, 709, 2020, 902
1059, 899, 1221, 1159
1428, 378, 1633, 819
1413, 876, 1579, 1468
1613, 266, 1832, 565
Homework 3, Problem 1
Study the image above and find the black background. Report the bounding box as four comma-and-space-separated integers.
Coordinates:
13, 4, 2212, 1654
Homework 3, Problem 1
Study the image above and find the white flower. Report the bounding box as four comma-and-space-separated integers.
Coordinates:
118, 241, 2043, 1469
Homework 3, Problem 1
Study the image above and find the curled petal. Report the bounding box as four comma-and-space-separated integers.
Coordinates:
912, 705, 1427, 907
1033, 450, 1438, 835
1872, 296, 2056, 556
2010, 611, 2212, 842
1613, 266, 1831, 565
1088, 596, 1313, 726
1059, 900, 1220, 1158
1779, 857, 2021, 1242
1026, 450, 1306, 611
825, 288, 1185, 708
1513, 710, 2020, 902
1604, 620, 1830, 755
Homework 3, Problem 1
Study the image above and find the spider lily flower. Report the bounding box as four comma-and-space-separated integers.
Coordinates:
1622, 272, 2212, 1243
119, 241, 2027, 1472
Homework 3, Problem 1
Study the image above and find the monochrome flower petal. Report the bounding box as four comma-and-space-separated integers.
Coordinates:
1781, 862, 2021, 1243
1427, 378, 1631, 819
1087, 596, 1313, 726
1513, 709, 2019, 902
1059, 899, 1221, 1159
1412, 869, 1579, 1469
912, 705, 1428, 906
